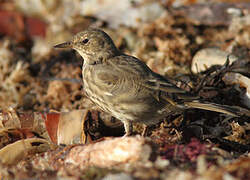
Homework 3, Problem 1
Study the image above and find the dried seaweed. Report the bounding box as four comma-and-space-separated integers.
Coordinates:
0, 1, 250, 179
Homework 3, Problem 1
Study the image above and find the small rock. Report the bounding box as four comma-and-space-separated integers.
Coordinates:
191, 48, 237, 73
65, 136, 153, 168
223, 72, 250, 108
154, 157, 169, 170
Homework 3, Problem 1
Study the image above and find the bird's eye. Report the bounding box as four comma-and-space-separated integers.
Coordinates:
82, 39, 89, 44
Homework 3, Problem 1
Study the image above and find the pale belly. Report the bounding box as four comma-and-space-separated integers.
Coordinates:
84, 82, 169, 125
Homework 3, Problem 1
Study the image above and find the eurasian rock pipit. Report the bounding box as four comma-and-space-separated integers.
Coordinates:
54, 28, 243, 136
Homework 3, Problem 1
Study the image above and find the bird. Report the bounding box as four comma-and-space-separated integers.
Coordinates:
54, 28, 247, 136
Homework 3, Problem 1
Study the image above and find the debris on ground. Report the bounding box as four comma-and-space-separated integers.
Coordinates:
0, 0, 250, 179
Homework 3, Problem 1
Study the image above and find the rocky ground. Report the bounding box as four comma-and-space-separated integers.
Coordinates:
0, 0, 250, 179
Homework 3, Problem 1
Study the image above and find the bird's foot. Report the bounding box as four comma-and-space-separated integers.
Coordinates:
142, 125, 149, 137
123, 121, 133, 137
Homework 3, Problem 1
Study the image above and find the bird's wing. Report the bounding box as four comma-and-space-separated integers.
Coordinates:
101, 55, 192, 101
144, 73, 187, 94
114, 56, 188, 93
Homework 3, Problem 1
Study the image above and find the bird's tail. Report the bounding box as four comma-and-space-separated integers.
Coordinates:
183, 100, 250, 117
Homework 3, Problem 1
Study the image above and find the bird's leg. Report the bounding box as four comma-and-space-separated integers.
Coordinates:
142, 124, 149, 137
123, 121, 133, 137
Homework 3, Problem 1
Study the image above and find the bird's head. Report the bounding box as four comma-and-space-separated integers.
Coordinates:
54, 28, 119, 64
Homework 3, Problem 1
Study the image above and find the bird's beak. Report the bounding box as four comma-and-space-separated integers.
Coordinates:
54, 41, 72, 48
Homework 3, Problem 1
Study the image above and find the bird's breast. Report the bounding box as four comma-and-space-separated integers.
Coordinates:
82, 65, 112, 112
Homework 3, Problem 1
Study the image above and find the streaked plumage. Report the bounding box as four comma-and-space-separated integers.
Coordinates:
54, 28, 247, 136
